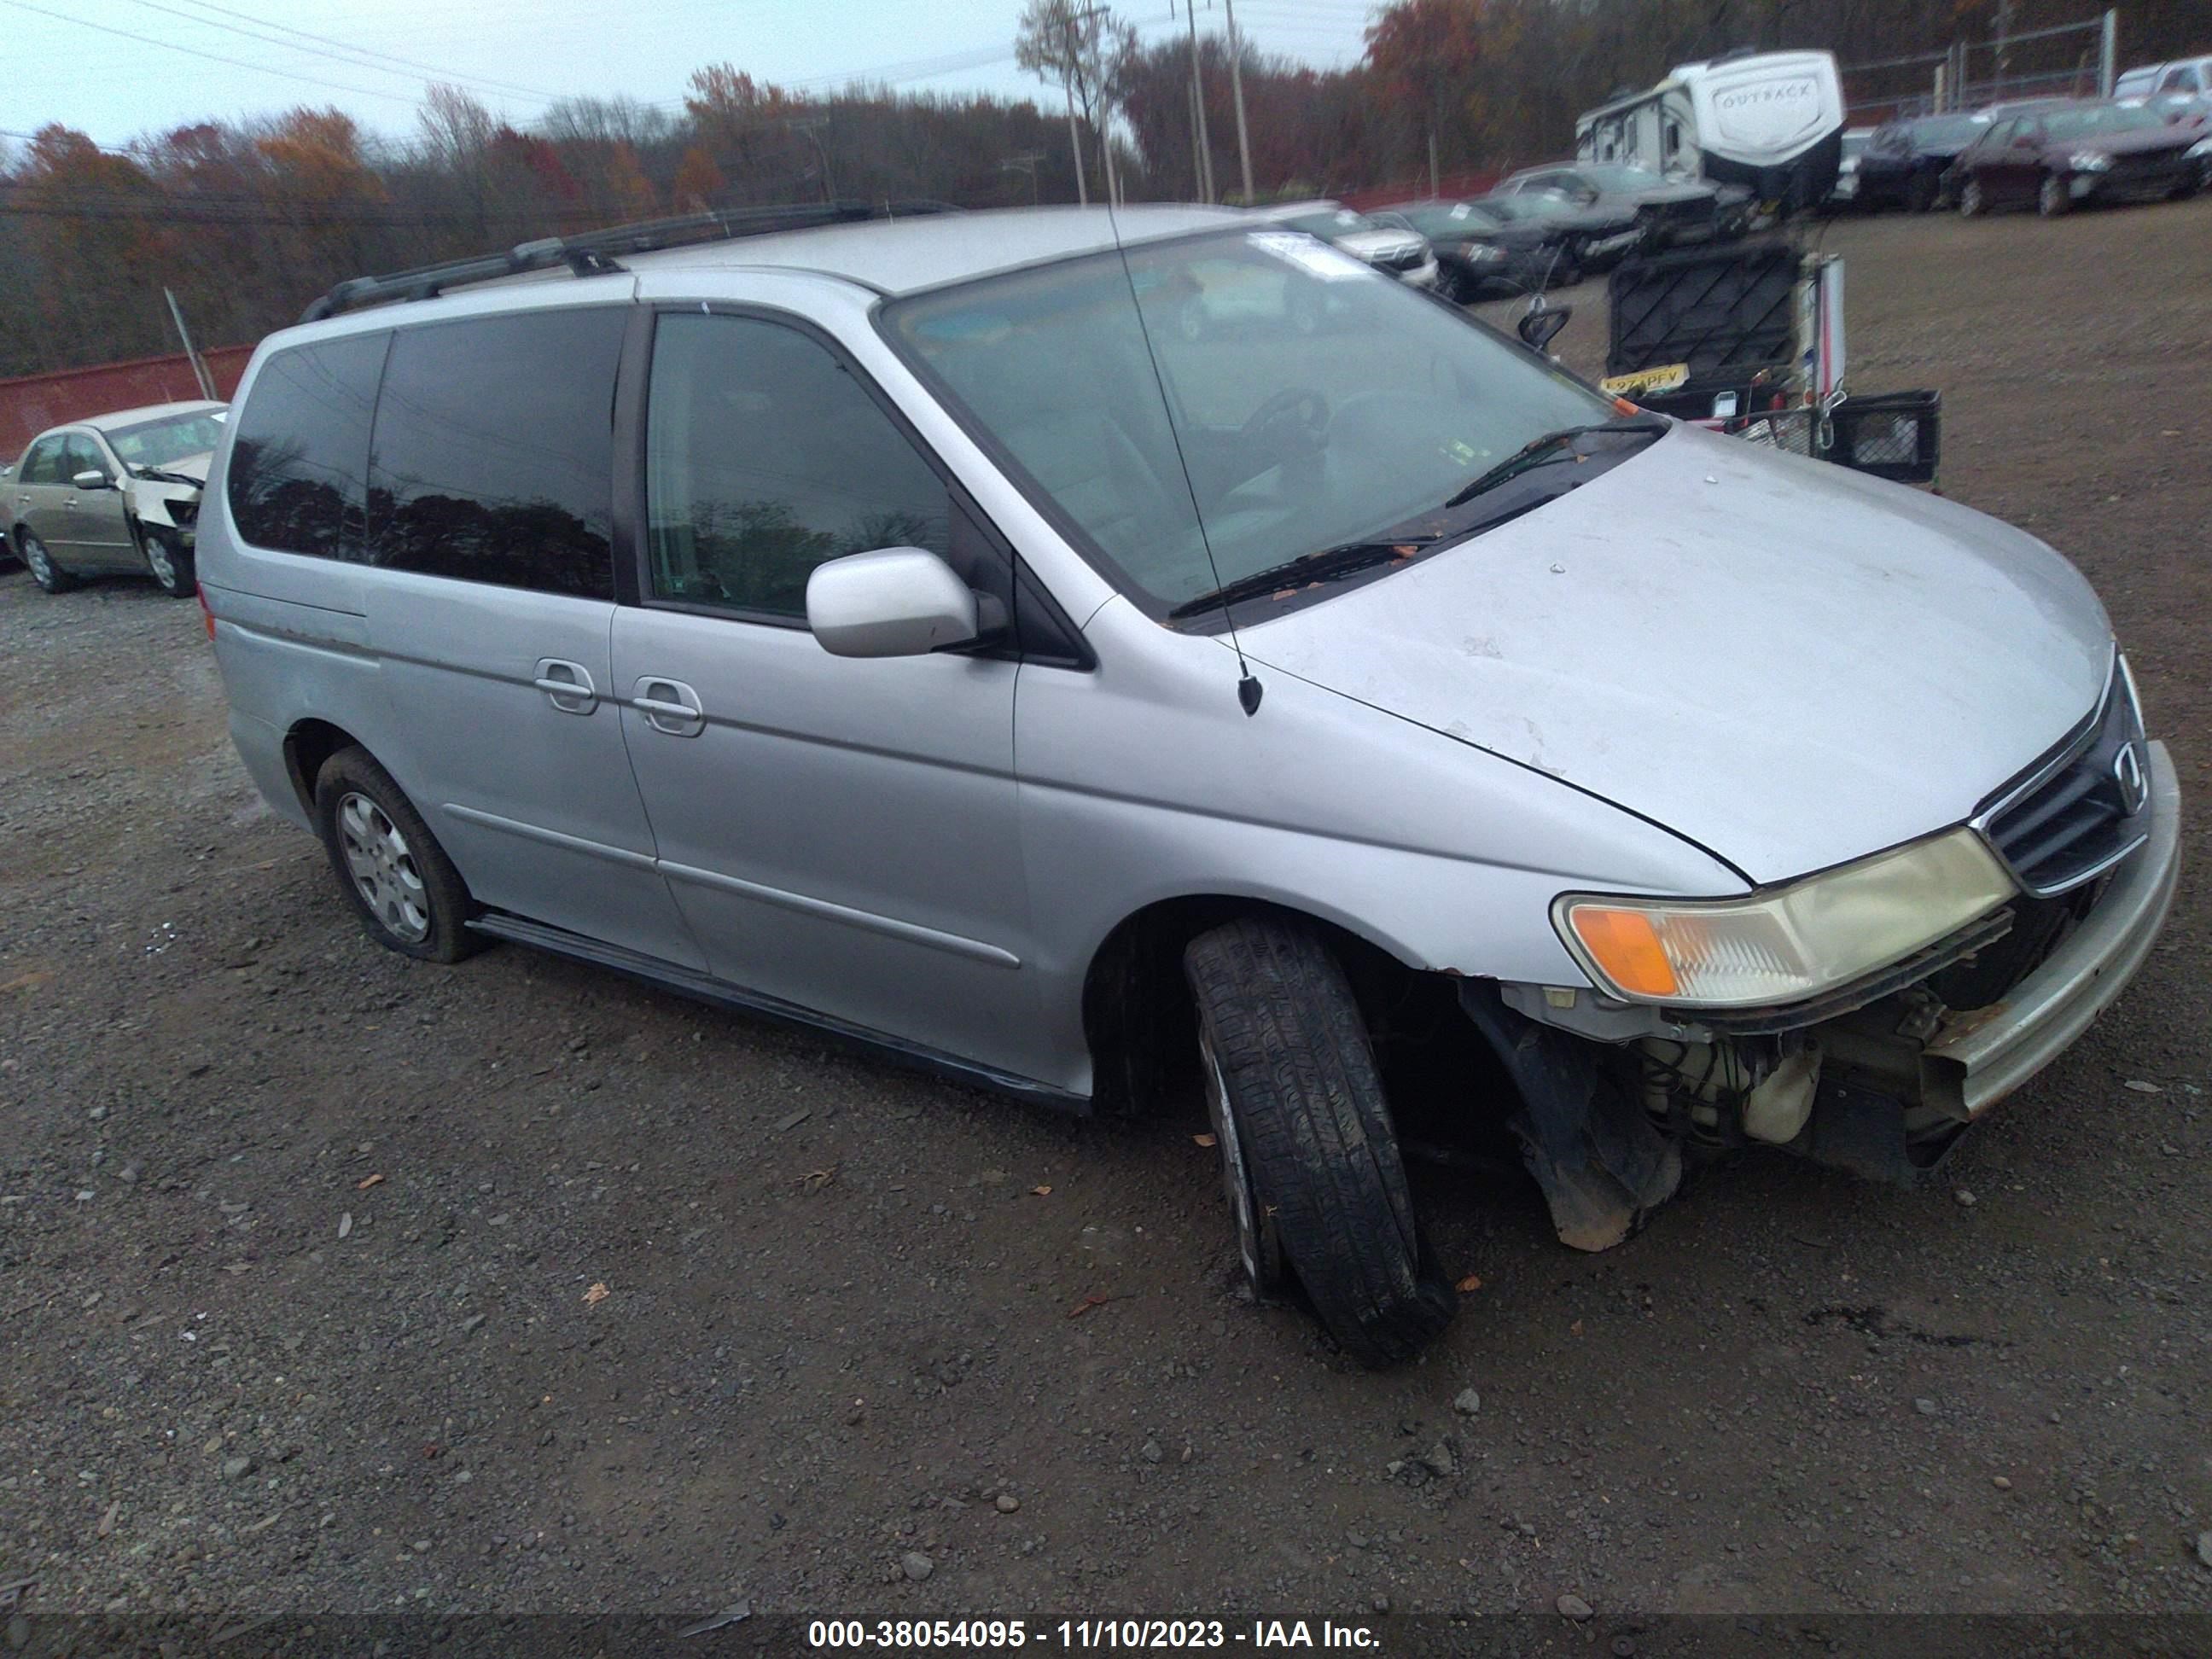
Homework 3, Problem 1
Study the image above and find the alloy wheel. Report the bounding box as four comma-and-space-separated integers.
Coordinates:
336, 791, 432, 943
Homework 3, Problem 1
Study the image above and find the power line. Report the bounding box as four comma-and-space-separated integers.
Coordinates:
145, 0, 565, 102
0, 0, 435, 108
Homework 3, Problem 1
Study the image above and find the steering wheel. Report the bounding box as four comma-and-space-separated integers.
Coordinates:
1240, 386, 1330, 458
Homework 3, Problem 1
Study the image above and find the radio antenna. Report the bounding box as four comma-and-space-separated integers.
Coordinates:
1099, 195, 1263, 715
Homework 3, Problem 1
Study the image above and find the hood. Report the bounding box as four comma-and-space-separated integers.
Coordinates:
131, 451, 212, 486
1336, 229, 1429, 262
1620, 180, 1714, 205
2044, 125, 2194, 160
1237, 424, 2112, 885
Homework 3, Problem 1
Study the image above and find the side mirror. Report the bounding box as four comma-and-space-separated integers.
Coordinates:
72, 469, 111, 491
806, 547, 981, 660
1518, 305, 1573, 353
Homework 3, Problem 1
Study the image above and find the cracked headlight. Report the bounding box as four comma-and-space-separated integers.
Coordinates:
1554, 829, 2017, 1009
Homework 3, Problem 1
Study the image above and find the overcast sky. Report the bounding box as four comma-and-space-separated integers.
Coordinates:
0, 0, 1377, 150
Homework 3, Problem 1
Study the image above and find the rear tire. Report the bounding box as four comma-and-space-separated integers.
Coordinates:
1183, 915, 1457, 1367
18, 529, 76, 593
2038, 172, 2071, 217
312, 746, 487, 964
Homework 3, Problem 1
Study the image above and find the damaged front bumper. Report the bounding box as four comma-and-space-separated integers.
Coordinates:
1474, 742, 2180, 1242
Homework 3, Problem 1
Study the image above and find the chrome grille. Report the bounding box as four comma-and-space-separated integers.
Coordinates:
1976, 661, 2151, 898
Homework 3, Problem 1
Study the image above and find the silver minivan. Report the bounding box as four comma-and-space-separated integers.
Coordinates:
199, 206, 2180, 1365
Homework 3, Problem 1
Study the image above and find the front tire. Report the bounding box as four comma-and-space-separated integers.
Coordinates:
1959, 178, 1986, 217
18, 529, 76, 593
312, 747, 487, 963
2038, 172, 2071, 217
142, 529, 196, 597
1183, 915, 1457, 1366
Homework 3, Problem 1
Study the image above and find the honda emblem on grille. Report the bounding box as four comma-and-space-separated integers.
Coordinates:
2113, 742, 2149, 817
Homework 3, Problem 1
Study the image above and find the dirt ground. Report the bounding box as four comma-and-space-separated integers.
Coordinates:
3, 197, 2209, 1633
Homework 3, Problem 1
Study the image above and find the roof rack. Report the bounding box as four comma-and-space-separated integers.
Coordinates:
299, 199, 961, 323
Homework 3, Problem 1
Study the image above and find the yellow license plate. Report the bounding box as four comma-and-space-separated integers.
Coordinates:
1599, 363, 1690, 396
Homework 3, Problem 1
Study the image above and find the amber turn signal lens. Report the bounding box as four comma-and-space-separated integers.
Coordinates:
1565, 906, 1679, 999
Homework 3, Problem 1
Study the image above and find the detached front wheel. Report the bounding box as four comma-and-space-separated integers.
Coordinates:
1184, 915, 1458, 1366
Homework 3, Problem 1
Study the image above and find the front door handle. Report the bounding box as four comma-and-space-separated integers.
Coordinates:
632, 677, 705, 737
533, 658, 597, 714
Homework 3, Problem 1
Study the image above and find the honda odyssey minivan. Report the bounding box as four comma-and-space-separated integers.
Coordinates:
198, 204, 2180, 1365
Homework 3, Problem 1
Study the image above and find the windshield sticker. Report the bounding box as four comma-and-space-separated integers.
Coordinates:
1449, 203, 1471, 219
1599, 362, 1690, 395
1248, 232, 1370, 281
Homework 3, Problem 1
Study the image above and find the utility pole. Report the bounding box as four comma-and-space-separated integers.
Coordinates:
1001, 150, 1045, 205
1993, 0, 2013, 98
1222, 0, 1254, 202
1181, 0, 1215, 201
163, 288, 216, 400
786, 117, 835, 203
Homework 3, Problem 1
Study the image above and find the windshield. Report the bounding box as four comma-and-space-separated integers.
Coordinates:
1579, 165, 1669, 189
2043, 103, 2168, 138
107, 410, 223, 469
884, 230, 1614, 614
1477, 195, 1560, 222
1396, 201, 1500, 236
1279, 207, 1374, 239
1908, 114, 1987, 147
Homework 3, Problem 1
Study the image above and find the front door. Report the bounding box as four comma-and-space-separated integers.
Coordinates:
610, 308, 1039, 1082
64, 434, 138, 571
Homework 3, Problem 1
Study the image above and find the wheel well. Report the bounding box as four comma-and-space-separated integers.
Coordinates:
1080, 896, 1437, 1120
282, 719, 360, 817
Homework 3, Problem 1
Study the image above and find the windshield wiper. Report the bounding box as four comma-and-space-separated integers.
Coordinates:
133, 466, 201, 486
1442, 415, 1668, 509
1167, 536, 1441, 620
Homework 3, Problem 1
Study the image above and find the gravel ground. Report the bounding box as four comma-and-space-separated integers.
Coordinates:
3, 197, 2209, 1630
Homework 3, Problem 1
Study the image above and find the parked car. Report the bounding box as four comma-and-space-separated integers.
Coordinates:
1855, 112, 1992, 210
1953, 100, 2201, 215
201, 205, 2179, 1365
1250, 201, 1439, 289
9, 400, 224, 596
1494, 161, 1736, 247
2115, 55, 2212, 125
1373, 195, 1634, 300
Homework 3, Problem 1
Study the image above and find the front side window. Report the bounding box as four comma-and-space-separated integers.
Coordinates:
643, 311, 951, 618
63, 434, 110, 483
887, 230, 1612, 614
228, 333, 388, 559
366, 307, 624, 599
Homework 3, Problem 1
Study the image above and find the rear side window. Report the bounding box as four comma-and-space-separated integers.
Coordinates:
366, 308, 624, 601
19, 436, 64, 485
228, 335, 387, 559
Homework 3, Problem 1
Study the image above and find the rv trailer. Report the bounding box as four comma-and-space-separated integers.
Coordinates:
1577, 49, 1846, 211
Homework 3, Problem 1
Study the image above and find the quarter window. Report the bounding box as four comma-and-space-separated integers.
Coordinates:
643, 312, 952, 619
366, 308, 624, 600
228, 333, 388, 559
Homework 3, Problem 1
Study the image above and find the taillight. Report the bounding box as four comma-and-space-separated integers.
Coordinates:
198, 585, 216, 642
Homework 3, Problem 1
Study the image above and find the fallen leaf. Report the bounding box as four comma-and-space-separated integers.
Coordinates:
1455, 1273, 1483, 1294
797, 1165, 838, 1192
1569, 1318, 1584, 1336
1030, 1185, 1052, 1196
355, 1173, 385, 1190
1192, 1132, 1218, 1149
582, 1282, 609, 1306
1066, 1292, 1130, 1320
0, 970, 54, 994
97, 1500, 119, 1537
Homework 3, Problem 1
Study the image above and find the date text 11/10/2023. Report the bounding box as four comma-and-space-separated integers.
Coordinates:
806, 1620, 1382, 1649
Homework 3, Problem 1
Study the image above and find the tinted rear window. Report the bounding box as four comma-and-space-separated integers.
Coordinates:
227, 334, 388, 558
365, 307, 624, 600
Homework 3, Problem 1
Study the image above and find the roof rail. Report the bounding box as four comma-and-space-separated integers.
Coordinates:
299, 199, 961, 323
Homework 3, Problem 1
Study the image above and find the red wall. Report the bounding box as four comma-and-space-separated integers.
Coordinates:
0, 345, 256, 459
1339, 168, 1505, 211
